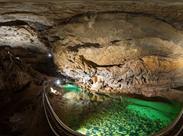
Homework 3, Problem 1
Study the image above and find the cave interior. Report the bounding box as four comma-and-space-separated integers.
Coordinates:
0, 0, 183, 136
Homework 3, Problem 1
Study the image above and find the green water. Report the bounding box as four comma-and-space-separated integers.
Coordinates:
63, 84, 81, 92
75, 97, 181, 136
57, 85, 182, 136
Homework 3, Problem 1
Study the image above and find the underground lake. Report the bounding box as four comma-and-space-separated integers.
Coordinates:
45, 82, 182, 136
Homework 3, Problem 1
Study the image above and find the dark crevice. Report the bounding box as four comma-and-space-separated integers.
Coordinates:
0, 20, 28, 26
67, 43, 101, 52
173, 86, 183, 91
1, 11, 40, 16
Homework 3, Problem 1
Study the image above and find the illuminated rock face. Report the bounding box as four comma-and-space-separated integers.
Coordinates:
0, 25, 47, 51
53, 13, 183, 99
0, 1, 182, 99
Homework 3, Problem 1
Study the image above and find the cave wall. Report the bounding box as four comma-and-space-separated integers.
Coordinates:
0, 0, 183, 99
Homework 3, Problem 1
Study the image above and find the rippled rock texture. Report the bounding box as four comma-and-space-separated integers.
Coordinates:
53, 12, 183, 99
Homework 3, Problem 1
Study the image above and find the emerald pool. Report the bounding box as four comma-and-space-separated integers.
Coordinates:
49, 85, 182, 136
77, 97, 181, 136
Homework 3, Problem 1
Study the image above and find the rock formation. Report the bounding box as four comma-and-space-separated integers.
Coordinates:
53, 12, 183, 99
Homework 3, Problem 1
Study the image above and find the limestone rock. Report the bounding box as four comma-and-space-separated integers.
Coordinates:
53, 12, 183, 98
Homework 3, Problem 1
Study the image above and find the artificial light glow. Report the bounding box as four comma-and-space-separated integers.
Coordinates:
48, 53, 52, 58
55, 79, 61, 85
